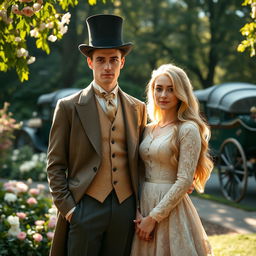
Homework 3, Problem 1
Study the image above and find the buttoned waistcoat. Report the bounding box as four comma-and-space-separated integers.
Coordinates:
47, 84, 147, 256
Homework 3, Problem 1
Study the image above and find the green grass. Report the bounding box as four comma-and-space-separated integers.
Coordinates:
209, 234, 256, 256
193, 192, 256, 212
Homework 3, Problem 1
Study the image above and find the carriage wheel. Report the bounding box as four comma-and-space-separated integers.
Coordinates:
217, 138, 248, 203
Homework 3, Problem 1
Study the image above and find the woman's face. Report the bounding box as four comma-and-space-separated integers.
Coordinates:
153, 74, 179, 111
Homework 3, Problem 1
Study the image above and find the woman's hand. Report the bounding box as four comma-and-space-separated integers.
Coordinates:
136, 215, 156, 241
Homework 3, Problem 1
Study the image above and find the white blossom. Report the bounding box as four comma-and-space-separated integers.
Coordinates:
46, 22, 54, 29
30, 28, 39, 38
15, 37, 22, 42
4, 193, 17, 203
27, 56, 36, 64
7, 215, 20, 226
17, 48, 28, 58
33, 3, 41, 12
8, 226, 21, 236
59, 24, 68, 35
19, 161, 36, 173
61, 12, 71, 24
39, 23, 46, 31
48, 35, 57, 42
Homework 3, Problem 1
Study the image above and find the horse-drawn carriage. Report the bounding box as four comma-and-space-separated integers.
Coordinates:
194, 82, 256, 202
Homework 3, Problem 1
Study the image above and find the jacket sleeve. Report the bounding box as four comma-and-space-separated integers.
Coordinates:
149, 122, 201, 222
47, 99, 76, 217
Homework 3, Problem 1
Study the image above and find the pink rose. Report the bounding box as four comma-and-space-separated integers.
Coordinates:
21, 7, 34, 17
16, 182, 28, 193
26, 197, 37, 205
29, 188, 40, 195
16, 212, 26, 219
35, 220, 45, 226
47, 231, 54, 240
33, 233, 43, 242
17, 231, 26, 240
48, 216, 57, 228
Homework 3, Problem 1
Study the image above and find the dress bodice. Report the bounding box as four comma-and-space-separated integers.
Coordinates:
139, 123, 176, 183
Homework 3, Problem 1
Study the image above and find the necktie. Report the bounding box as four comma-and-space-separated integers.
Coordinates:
94, 88, 117, 122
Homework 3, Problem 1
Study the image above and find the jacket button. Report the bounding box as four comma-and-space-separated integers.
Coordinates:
113, 181, 118, 185
93, 167, 97, 172
111, 140, 115, 144
113, 167, 117, 172
112, 153, 115, 158
112, 126, 116, 131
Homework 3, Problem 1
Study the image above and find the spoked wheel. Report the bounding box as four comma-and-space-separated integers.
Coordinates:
217, 138, 248, 202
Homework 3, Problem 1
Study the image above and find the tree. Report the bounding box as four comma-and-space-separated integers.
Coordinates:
0, 0, 106, 82
238, 0, 256, 57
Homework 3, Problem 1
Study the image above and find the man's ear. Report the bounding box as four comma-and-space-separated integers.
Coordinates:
120, 57, 125, 69
87, 57, 93, 70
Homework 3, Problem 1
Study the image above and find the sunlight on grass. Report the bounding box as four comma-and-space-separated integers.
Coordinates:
209, 234, 256, 256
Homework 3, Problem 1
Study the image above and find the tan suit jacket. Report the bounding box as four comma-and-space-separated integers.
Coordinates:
47, 84, 147, 256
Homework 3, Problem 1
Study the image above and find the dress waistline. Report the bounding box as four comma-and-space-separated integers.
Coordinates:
145, 178, 174, 184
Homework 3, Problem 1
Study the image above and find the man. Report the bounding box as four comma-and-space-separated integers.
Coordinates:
47, 14, 147, 256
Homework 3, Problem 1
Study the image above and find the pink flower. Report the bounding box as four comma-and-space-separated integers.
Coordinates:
17, 231, 26, 240
35, 220, 45, 226
48, 216, 57, 228
29, 188, 40, 195
16, 212, 26, 219
26, 197, 37, 205
21, 7, 34, 17
46, 231, 54, 240
16, 182, 28, 193
37, 184, 46, 191
33, 233, 43, 242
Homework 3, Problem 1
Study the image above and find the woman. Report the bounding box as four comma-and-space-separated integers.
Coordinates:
131, 64, 213, 256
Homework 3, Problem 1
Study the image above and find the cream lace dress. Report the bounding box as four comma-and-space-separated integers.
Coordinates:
131, 121, 213, 256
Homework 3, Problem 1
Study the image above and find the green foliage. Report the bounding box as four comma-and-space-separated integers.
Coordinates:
238, 0, 256, 57
0, 180, 56, 256
0, 0, 109, 82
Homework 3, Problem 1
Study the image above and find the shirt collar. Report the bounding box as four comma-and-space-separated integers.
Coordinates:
92, 81, 119, 96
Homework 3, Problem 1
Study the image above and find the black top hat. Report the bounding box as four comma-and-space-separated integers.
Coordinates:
78, 14, 133, 57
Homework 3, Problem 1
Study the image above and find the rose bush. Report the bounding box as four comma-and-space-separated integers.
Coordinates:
0, 180, 56, 256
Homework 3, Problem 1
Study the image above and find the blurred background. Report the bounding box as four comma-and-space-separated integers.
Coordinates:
1, 0, 255, 121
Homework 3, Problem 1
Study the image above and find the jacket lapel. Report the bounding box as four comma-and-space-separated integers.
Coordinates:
75, 84, 101, 157
119, 88, 139, 164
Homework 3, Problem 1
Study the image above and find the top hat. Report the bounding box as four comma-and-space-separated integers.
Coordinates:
78, 14, 133, 57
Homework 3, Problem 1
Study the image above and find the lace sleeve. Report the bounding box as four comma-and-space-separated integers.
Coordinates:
149, 122, 201, 222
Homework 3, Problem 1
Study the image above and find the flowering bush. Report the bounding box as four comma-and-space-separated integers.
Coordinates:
0, 0, 106, 82
0, 180, 56, 256
0, 102, 21, 169
0, 146, 47, 181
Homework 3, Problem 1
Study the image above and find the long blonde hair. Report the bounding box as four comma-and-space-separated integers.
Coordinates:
146, 64, 213, 193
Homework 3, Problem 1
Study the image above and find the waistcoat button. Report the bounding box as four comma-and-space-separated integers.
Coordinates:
93, 167, 97, 172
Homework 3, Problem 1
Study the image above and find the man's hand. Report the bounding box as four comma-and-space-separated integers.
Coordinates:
66, 213, 73, 223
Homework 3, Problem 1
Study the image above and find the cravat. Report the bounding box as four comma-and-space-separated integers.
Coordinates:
94, 88, 117, 122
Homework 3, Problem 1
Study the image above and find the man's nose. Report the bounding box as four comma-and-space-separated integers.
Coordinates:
104, 62, 111, 70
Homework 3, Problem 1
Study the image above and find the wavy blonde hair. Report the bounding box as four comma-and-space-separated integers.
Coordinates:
146, 64, 213, 193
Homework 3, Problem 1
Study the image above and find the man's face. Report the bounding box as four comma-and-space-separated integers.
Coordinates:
87, 49, 125, 92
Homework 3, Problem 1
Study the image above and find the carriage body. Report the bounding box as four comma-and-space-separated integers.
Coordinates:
194, 82, 256, 202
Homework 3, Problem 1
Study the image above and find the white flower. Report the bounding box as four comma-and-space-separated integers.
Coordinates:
7, 215, 20, 226
32, 154, 39, 162
30, 28, 39, 38
8, 226, 21, 236
39, 23, 46, 31
61, 12, 71, 24
27, 56, 36, 64
13, 149, 19, 156
11, 155, 18, 161
48, 207, 57, 216
17, 48, 28, 58
19, 161, 36, 173
46, 22, 54, 29
59, 24, 68, 35
4, 193, 17, 203
15, 37, 21, 42
48, 35, 57, 42
33, 3, 41, 12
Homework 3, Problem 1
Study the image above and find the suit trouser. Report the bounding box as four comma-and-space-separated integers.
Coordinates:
67, 191, 136, 256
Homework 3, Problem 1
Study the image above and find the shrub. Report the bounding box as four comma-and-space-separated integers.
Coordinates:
0, 102, 21, 168
0, 180, 56, 256
0, 146, 47, 181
